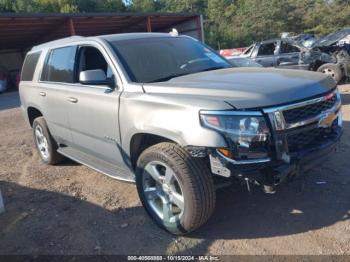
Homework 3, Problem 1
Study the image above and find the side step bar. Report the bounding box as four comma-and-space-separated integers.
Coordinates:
58, 146, 135, 183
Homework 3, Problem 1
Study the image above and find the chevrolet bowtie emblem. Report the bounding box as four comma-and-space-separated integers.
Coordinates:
318, 111, 336, 128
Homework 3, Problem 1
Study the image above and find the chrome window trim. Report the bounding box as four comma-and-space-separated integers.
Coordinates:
263, 90, 341, 131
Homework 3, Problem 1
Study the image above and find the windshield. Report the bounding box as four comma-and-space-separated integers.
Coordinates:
109, 36, 231, 83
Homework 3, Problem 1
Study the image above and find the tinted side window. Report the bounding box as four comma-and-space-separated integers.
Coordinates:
21, 52, 41, 81
41, 46, 76, 83
257, 42, 277, 56
78, 46, 112, 78
280, 42, 300, 54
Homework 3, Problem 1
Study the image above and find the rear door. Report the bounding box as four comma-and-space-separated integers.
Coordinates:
37, 46, 77, 145
253, 41, 278, 67
65, 43, 125, 166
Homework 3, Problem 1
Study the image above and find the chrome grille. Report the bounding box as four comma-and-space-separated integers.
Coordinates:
283, 94, 337, 124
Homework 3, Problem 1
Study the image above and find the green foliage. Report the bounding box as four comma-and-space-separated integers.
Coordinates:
1, 0, 349, 48
129, 0, 160, 12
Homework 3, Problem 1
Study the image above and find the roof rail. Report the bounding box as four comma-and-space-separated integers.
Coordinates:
31, 35, 85, 51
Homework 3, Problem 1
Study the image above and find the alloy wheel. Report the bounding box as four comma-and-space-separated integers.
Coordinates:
142, 161, 185, 224
34, 125, 50, 160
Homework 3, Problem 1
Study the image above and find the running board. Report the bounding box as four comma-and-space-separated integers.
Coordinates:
58, 146, 135, 183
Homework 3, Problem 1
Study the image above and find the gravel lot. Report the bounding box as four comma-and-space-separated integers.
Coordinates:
0, 87, 349, 255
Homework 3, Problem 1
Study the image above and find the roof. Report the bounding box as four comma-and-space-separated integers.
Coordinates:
31, 36, 85, 50
31, 32, 184, 51
0, 12, 200, 50
100, 32, 183, 42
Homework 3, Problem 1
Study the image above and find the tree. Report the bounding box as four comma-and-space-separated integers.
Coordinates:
304, 0, 350, 35
96, 0, 125, 12
160, 0, 206, 13
0, 0, 349, 48
129, 0, 160, 12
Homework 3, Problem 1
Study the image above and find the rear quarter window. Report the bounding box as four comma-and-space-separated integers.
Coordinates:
41, 46, 76, 83
21, 51, 41, 81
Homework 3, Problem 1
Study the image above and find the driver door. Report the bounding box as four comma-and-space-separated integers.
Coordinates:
253, 41, 278, 67
276, 41, 301, 69
66, 44, 125, 166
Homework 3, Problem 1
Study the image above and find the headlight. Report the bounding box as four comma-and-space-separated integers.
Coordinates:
200, 111, 270, 161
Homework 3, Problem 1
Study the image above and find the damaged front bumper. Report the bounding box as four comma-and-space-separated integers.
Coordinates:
208, 89, 343, 192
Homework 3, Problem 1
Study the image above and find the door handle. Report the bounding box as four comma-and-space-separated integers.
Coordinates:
67, 97, 78, 103
39, 92, 46, 97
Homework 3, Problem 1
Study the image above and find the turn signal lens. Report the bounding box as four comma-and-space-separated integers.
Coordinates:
217, 148, 232, 158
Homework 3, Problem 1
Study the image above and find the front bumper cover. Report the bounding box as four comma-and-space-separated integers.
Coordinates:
209, 89, 343, 188
210, 127, 341, 187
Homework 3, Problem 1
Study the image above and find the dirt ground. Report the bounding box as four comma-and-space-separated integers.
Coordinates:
0, 86, 349, 255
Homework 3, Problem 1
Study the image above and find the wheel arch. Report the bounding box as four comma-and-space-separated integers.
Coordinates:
129, 132, 177, 171
27, 106, 43, 127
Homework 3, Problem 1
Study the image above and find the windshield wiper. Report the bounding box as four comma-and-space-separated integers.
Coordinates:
201, 66, 228, 72
147, 72, 190, 83
146, 66, 228, 83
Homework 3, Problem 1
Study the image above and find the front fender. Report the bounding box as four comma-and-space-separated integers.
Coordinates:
119, 92, 230, 156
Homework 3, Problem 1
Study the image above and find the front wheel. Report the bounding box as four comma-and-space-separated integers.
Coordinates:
136, 142, 216, 235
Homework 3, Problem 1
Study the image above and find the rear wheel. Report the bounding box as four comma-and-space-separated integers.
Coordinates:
33, 117, 64, 165
317, 63, 343, 83
136, 142, 216, 235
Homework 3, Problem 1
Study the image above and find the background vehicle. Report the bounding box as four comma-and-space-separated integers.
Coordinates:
19, 33, 342, 235
233, 28, 350, 83
233, 38, 308, 69
227, 57, 263, 67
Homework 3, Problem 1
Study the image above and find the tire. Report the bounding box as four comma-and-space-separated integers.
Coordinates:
32, 117, 64, 165
136, 142, 216, 235
317, 63, 343, 84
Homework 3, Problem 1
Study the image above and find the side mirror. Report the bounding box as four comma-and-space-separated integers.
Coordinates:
79, 69, 115, 88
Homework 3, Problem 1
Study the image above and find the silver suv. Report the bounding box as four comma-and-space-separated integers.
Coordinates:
19, 33, 342, 235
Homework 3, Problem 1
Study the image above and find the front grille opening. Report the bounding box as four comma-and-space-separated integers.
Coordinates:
283, 95, 337, 124
287, 118, 339, 152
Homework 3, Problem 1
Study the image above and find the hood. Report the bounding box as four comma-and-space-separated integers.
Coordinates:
312, 28, 350, 48
143, 68, 336, 109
